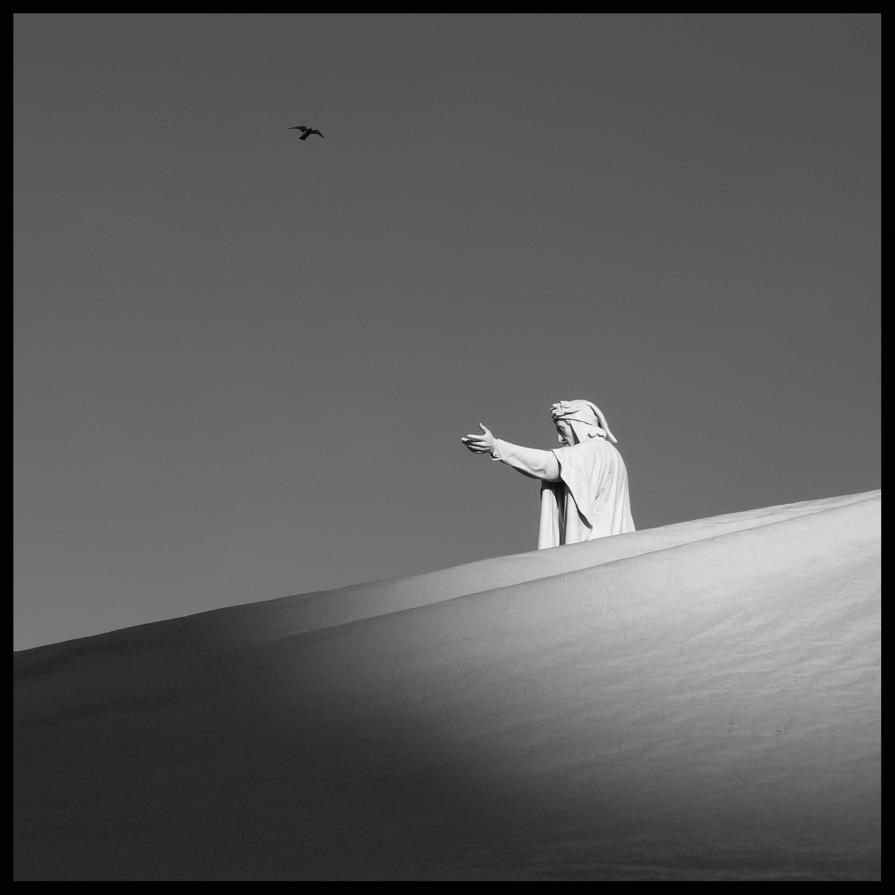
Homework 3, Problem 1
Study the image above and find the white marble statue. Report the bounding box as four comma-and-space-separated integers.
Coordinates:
462, 400, 635, 548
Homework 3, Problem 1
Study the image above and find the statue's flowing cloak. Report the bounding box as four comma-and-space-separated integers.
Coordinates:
538, 437, 635, 548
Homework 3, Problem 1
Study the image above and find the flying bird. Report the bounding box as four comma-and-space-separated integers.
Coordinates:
289, 125, 324, 141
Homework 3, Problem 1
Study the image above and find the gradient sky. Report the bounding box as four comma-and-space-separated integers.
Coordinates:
14, 14, 880, 650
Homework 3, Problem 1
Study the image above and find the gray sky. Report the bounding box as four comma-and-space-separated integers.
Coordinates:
14, 14, 880, 650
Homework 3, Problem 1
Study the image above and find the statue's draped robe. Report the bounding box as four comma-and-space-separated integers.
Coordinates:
538, 438, 635, 548
491, 437, 635, 548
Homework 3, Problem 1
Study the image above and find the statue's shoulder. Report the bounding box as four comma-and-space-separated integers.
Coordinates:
556, 438, 616, 460
554, 438, 599, 460
583, 436, 614, 452
578, 437, 622, 464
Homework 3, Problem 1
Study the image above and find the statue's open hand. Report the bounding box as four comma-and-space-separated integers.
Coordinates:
461, 423, 496, 454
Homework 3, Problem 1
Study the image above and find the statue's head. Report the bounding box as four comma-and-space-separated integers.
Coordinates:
550, 400, 617, 446
554, 417, 577, 447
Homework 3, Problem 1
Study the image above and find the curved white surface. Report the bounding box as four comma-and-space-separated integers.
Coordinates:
15, 491, 880, 880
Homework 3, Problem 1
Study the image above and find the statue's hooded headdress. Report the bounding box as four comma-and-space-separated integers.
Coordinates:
550, 400, 617, 445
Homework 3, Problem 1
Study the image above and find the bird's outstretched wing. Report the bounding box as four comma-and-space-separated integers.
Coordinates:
289, 125, 324, 140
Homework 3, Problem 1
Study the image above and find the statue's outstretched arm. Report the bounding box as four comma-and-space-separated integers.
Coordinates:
490, 439, 560, 482
461, 423, 560, 482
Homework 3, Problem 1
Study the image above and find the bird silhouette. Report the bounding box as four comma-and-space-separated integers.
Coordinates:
289, 125, 324, 141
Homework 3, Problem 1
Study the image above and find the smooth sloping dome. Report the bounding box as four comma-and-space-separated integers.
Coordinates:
14, 491, 880, 880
